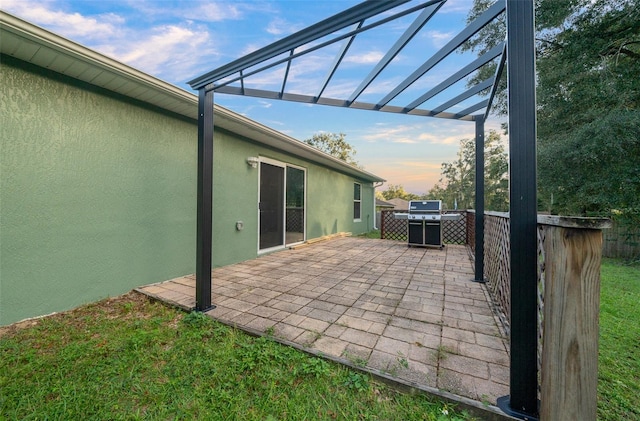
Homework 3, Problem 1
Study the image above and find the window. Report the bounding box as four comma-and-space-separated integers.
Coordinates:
353, 183, 361, 221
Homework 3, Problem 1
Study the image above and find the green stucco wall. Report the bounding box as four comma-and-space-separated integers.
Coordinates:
1, 57, 197, 325
0, 55, 374, 325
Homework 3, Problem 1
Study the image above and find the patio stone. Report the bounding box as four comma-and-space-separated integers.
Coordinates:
247, 305, 281, 318
297, 317, 330, 333
324, 324, 348, 339
471, 313, 498, 325
440, 354, 490, 380
273, 322, 305, 341
245, 317, 275, 332
216, 297, 257, 313
339, 327, 378, 348
442, 326, 476, 344
282, 313, 305, 326
476, 332, 508, 351
375, 336, 411, 357
367, 349, 403, 373
227, 312, 257, 326
336, 314, 373, 332
458, 342, 509, 366
488, 362, 510, 386
267, 299, 303, 313
314, 336, 348, 356
307, 308, 342, 324
438, 369, 477, 398
295, 329, 320, 346
382, 324, 423, 344
137, 237, 510, 407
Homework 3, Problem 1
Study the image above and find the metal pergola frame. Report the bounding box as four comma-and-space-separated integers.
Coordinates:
188, 1, 538, 418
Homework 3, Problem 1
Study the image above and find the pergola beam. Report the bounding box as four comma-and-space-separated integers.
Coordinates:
347, 1, 444, 104
430, 78, 493, 115
317, 22, 363, 101
213, 85, 475, 121
483, 42, 507, 122
375, 0, 505, 109
405, 43, 504, 112
453, 99, 489, 119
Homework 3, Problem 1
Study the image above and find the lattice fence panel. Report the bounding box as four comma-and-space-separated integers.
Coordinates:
483, 213, 511, 331
468, 212, 577, 399
537, 224, 547, 398
466, 211, 476, 253
380, 209, 408, 241
442, 211, 466, 244
380, 210, 467, 244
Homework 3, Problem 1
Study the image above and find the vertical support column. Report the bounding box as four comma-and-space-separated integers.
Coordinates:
497, 0, 539, 419
473, 117, 485, 283
195, 88, 214, 312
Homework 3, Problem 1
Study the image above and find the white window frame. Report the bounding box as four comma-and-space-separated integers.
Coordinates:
353, 182, 362, 222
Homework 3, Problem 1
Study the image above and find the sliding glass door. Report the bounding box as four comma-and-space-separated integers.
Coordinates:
285, 166, 305, 244
259, 159, 305, 251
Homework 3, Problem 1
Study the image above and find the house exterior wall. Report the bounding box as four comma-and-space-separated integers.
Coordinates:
0, 56, 375, 325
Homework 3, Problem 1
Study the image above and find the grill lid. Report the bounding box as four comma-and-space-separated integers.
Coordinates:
409, 200, 442, 213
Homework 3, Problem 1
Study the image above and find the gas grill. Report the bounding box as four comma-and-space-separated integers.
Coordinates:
394, 200, 461, 248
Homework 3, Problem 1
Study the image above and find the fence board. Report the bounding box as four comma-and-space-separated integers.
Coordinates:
602, 220, 640, 259
540, 226, 602, 420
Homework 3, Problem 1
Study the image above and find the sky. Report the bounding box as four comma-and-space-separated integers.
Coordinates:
3, 0, 505, 195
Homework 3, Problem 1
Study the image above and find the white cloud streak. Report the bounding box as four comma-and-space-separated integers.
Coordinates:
2, 0, 121, 39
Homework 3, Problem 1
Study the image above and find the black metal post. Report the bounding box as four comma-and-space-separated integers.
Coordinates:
497, 0, 539, 419
473, 117, 485, 283
195, 88, 214, 312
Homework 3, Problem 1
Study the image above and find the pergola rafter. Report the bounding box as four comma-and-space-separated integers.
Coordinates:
188, 1, 538, 419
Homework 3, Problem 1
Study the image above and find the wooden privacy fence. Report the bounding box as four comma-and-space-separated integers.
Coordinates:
467, 210, 610, 420
379, 209, 467, 244
602, 219, 640, 259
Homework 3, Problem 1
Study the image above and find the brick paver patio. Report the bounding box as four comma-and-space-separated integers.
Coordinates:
138, 236, 509, 405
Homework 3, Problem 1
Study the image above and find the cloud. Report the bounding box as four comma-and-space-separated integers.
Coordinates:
423, 30, 456, 49
366, 159, 444, 193
187, 3, 243, 22
266, 17, 303, 36
361, 124, 427, 144
111, 25, 210, 74
2, 0, 121, 39
344, 50, 384, 64
3, 0, 222, 84
439, 0, 475, 15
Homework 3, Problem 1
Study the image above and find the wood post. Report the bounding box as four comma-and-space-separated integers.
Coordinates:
380, 210, 386, 239
540, 216, 611, 420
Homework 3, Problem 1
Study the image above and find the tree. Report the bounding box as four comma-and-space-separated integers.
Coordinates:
534, 0, 640, 215
464, 0, 640, 216
380, 184, 420, 201
303, 132, 358, 165
427, 130, 508, 211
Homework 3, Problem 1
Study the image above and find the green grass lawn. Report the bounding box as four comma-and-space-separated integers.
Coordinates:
598, 258, 640, 421
0, 292, 470, 420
